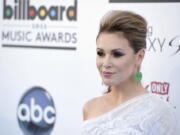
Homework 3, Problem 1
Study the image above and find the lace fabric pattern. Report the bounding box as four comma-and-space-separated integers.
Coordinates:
81, 94, 178, 135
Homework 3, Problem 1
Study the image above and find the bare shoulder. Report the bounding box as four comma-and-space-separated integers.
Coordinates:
83, 96, 104, 121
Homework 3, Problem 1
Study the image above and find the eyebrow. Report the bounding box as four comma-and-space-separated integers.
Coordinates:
96, 48, 124, 52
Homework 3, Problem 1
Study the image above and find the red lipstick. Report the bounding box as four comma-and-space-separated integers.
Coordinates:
102, 72, 114, 78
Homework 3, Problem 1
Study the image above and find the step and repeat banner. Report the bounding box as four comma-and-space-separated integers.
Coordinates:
0, 0, 180, 134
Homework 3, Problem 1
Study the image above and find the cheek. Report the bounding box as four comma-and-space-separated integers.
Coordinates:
96, 57, 101, 71
114, 57, 127, 67
123, 58, 136, 73
116, 57, 135, 71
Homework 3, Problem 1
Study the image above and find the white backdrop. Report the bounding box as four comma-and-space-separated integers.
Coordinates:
0, 0, 180, 135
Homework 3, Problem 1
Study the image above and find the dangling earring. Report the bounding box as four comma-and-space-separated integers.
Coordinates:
134, 71, 142, 82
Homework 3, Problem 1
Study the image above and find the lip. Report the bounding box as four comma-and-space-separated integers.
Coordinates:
102, 71, 115, 78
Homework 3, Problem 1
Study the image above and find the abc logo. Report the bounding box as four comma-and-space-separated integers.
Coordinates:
17, 87, 56, 135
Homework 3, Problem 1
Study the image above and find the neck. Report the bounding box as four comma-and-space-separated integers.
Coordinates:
108, 80, 148, 105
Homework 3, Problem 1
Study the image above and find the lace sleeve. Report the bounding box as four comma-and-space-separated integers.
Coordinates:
144, 107, 178, 135
152, 114, 177, 135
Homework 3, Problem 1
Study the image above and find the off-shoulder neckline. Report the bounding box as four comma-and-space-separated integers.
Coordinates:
82, 92, 152, 125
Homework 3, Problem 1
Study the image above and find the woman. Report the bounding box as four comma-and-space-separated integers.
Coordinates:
81, 10, 178, 135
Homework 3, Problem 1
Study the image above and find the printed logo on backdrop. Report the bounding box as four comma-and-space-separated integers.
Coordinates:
147, 26, 180, 56
146, 81, 176, 108
109, 0, 180, 3
17, 87, 56, 135
1, 0, 78, 50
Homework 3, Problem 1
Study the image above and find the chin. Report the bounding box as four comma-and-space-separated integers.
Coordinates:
103, 78, 125, 87
103, 80, 116, 86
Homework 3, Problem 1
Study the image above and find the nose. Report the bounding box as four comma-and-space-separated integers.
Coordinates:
103, 55, 112, 69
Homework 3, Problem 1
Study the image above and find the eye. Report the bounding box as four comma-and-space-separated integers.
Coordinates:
113, 52, 125, 58
97, 51, 105, 57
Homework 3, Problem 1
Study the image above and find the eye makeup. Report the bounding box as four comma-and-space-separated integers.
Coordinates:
96, 48, 125, 58
97, 51, 105, 57
112, 51, 125, 57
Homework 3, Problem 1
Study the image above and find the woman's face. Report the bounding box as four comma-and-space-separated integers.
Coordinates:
96, 32, 143, 86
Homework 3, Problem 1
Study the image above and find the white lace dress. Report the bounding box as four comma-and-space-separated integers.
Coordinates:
81, 93, 178, 135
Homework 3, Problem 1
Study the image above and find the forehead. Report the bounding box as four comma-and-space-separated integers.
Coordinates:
96, 32, 132, 51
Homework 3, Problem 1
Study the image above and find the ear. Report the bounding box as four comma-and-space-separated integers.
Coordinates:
135, 49, 145, 68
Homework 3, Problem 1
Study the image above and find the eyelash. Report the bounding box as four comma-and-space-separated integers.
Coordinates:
97, 51, 125, 58
97, 51, 105, 57
113, 52, 125, 57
